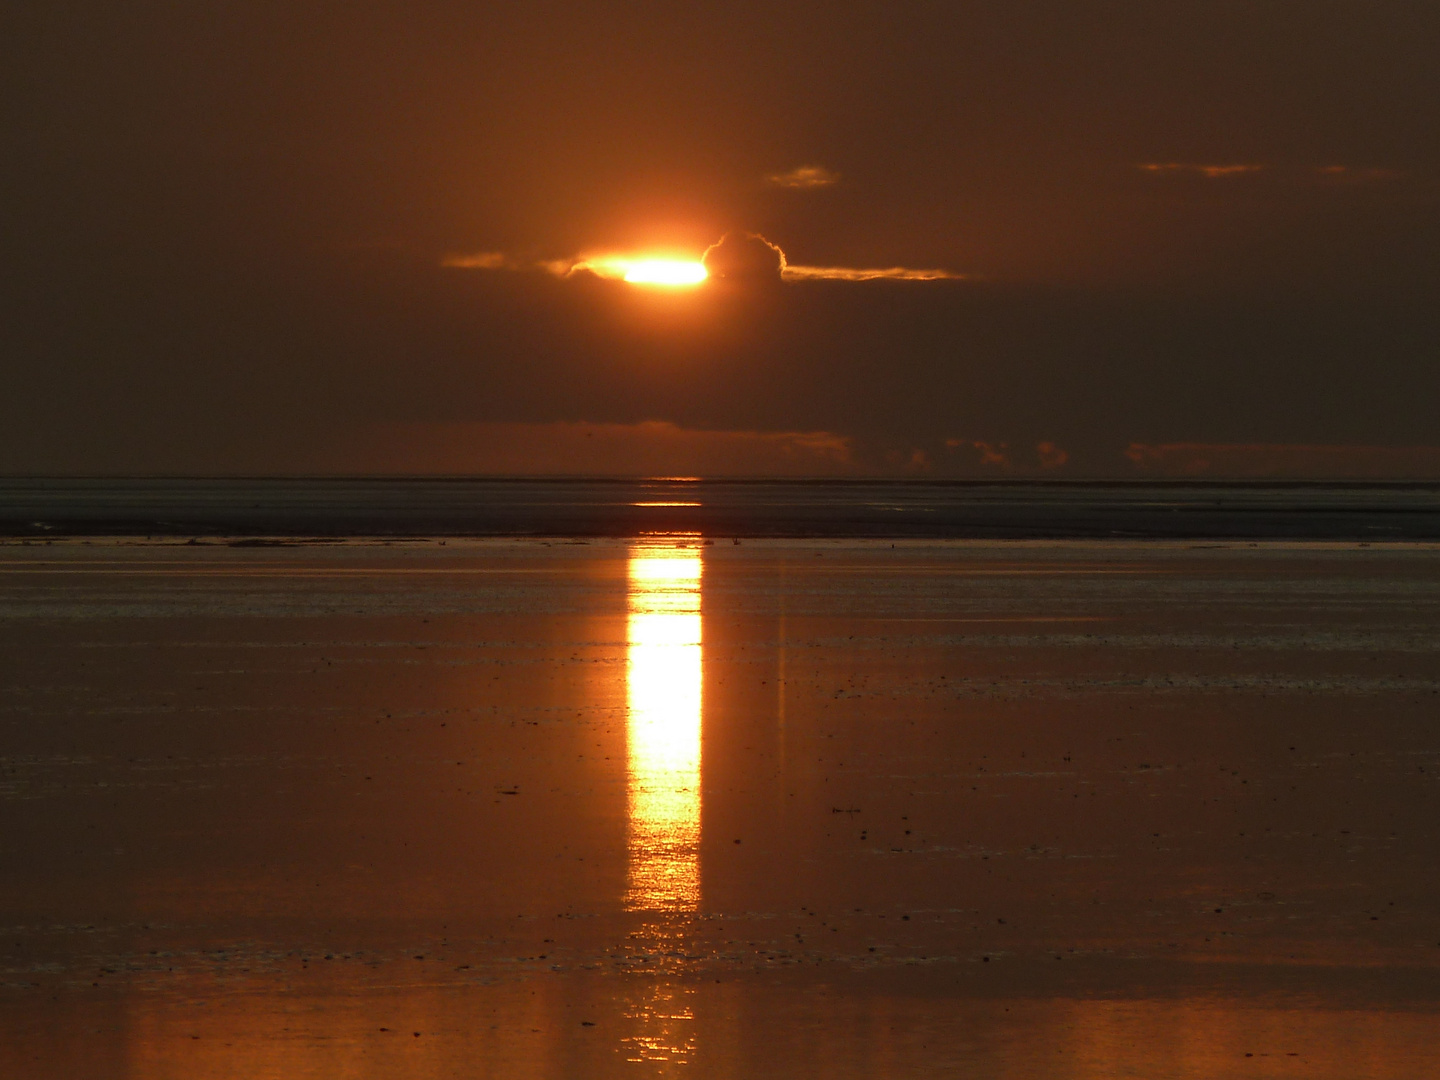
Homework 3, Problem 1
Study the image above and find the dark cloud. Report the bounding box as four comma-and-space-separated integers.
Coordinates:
701, 232, 786, 283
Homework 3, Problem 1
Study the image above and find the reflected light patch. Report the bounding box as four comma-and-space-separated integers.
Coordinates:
630, 555, 702, 587
625, 541, 703, 911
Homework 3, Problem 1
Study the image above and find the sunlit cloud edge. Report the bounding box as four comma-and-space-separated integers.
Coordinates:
781, 264, 962, 281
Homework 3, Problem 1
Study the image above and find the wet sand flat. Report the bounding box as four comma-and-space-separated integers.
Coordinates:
1, 538, 1439, 1077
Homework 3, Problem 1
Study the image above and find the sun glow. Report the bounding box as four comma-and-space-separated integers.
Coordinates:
622, 259, 708, 286
563, 254, 708, 287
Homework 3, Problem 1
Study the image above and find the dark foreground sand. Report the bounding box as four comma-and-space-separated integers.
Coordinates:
1, 538, 1438, 1077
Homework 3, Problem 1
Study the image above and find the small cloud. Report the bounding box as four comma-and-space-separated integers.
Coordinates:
441, 251, 511, 269
971, 441, 1010, 467
1036, 442, 1068, 468
766, 164, 840, 189
1316, 165, 1408, 185
1138, 162, 1265, 178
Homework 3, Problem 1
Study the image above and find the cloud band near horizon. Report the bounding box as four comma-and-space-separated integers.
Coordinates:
442, 232, 963, 284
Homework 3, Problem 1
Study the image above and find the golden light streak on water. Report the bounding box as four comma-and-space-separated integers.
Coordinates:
624, 541, 703, 912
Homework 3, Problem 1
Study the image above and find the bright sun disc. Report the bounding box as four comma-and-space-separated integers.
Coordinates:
622, 259, 708, 286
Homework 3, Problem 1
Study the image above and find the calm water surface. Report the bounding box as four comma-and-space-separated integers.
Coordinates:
2, 538, 1439, 1077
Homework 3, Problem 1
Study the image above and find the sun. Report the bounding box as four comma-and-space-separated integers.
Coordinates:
565, 253, 710, 287
621, 259, 708, 286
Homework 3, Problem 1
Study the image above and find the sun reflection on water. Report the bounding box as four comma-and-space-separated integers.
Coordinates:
625, 541, 703, 912
622, 538, 704, 1068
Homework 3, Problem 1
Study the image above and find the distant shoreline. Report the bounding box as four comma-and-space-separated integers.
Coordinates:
3, 477, 1438, 541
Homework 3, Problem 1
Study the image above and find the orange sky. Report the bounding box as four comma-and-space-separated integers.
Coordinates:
2, 3, 1438, 476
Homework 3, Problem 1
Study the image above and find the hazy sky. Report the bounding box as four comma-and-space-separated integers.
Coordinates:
4, 2, 1438, 476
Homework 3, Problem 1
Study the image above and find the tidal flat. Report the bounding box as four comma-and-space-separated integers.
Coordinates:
1, 538, 1438, 1078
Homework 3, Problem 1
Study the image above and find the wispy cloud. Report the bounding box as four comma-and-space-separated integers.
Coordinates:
441, 251, 512, 269
1317, 165, 1408, 184
1137, 162, 1266, 178
547, 255, 661, 280
766, 164, 840, 189
1036, 441, 1069, 468
1138, 161, 1414, 186
442, 251, 684, 280
781, 264, 962, 281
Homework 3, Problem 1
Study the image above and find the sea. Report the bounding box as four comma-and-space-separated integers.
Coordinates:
4, 479, 1440, 1077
